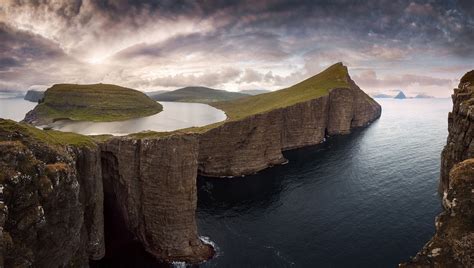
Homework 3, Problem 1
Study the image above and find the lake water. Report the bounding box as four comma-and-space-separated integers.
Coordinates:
43, 101, 227, 135
0, 95, 227, 135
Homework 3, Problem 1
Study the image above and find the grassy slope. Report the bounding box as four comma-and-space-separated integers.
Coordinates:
211, 62, 350, 120
33, 83, 162, 122
152, 86, 249, 103
131, 62, 354, 137
0, 119, 95, 147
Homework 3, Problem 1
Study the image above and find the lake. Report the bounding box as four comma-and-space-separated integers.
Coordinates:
0, 95, 227, 134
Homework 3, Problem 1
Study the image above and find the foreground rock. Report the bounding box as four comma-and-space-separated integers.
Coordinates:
101, 136, 213, 263
0, 120, 104, 267
401, 71, 474, 267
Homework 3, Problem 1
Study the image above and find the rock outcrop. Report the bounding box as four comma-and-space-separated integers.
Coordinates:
401, 71, 474, 267
0, 122, 104, 267
198, 76, 381, 177
100, 135, 213, 263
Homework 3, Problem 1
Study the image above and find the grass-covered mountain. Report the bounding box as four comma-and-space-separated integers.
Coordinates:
24, 83, 162, 125
151, 86, 249, 103
212, 62, 358, 120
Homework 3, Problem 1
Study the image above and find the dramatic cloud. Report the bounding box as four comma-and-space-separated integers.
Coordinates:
0, 0, 472, 96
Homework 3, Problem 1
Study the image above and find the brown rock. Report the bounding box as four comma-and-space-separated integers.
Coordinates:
100, 135, 213, 264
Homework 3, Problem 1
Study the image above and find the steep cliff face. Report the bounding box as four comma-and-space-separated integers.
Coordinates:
198, 77, 381, 177
100, 135, 213, 263
0, 120, 104, 267
401, 71, 474, 267
440, 75, 474, 192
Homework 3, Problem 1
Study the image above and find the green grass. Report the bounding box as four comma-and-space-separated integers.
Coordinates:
32, 83, 162, 122
211, 62, 350, 120
0, 119, 96, 148
152, 86, 249, 103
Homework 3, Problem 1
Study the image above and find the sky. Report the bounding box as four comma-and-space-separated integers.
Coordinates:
0, 0, 473, 97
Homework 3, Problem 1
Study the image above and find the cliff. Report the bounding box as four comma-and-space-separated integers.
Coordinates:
401, 71, 474, 267
24, 90, 45, 103
199, 63, 381, 177
0, 120, 104, 267
100, 136, 213, 263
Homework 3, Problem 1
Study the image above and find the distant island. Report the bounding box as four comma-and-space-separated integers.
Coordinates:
24, 89, 45, 102
23, 83, 162, 125
373, 91, 435, 99
394, 91, 407, 99
238, 89, 271, 95
372, 93, 392, 98
414, 94, 434, 99
151, 86, 249, 103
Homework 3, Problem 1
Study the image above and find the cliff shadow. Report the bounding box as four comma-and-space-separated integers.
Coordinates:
90, 151, 169, 268
197, 126, 373, 216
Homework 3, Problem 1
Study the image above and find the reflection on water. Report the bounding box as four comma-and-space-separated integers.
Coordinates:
0, 95, 37, 122
46, 101, 226, 135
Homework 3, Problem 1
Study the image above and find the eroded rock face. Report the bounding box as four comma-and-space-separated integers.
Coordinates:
0, 132, 104, 267
440, 77, 474, 192
198, 77, 381, 177
401, 71, 474, 268
400, 159, 474, 268
100, 135, 213, 264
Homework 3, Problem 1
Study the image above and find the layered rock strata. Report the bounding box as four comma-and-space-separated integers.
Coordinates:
199, 78, 381, 177
100, 135, 213, 263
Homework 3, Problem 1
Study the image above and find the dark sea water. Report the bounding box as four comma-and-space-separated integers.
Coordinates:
196, 98, 452, 267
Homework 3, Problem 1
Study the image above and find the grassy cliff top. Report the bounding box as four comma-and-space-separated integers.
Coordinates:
31, 83, 162, 123
0, 119, 95, 148
211, 62, 350, 120
152, 86, 249, 103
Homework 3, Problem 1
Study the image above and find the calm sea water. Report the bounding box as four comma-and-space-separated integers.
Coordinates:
0, 95, 226, 134
0, 95, 37, 121
197, 98, 451, 267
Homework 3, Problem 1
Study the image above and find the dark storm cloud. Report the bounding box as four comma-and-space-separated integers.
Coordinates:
0, 0, 472, 95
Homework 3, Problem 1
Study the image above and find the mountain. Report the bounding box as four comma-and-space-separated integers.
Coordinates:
23, 83, 162, 125
145, 90, 167, 97
394, 91, 407, 99
24, 89, 45, 102
239, 89, 271, 95
151, 86, 249, 103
